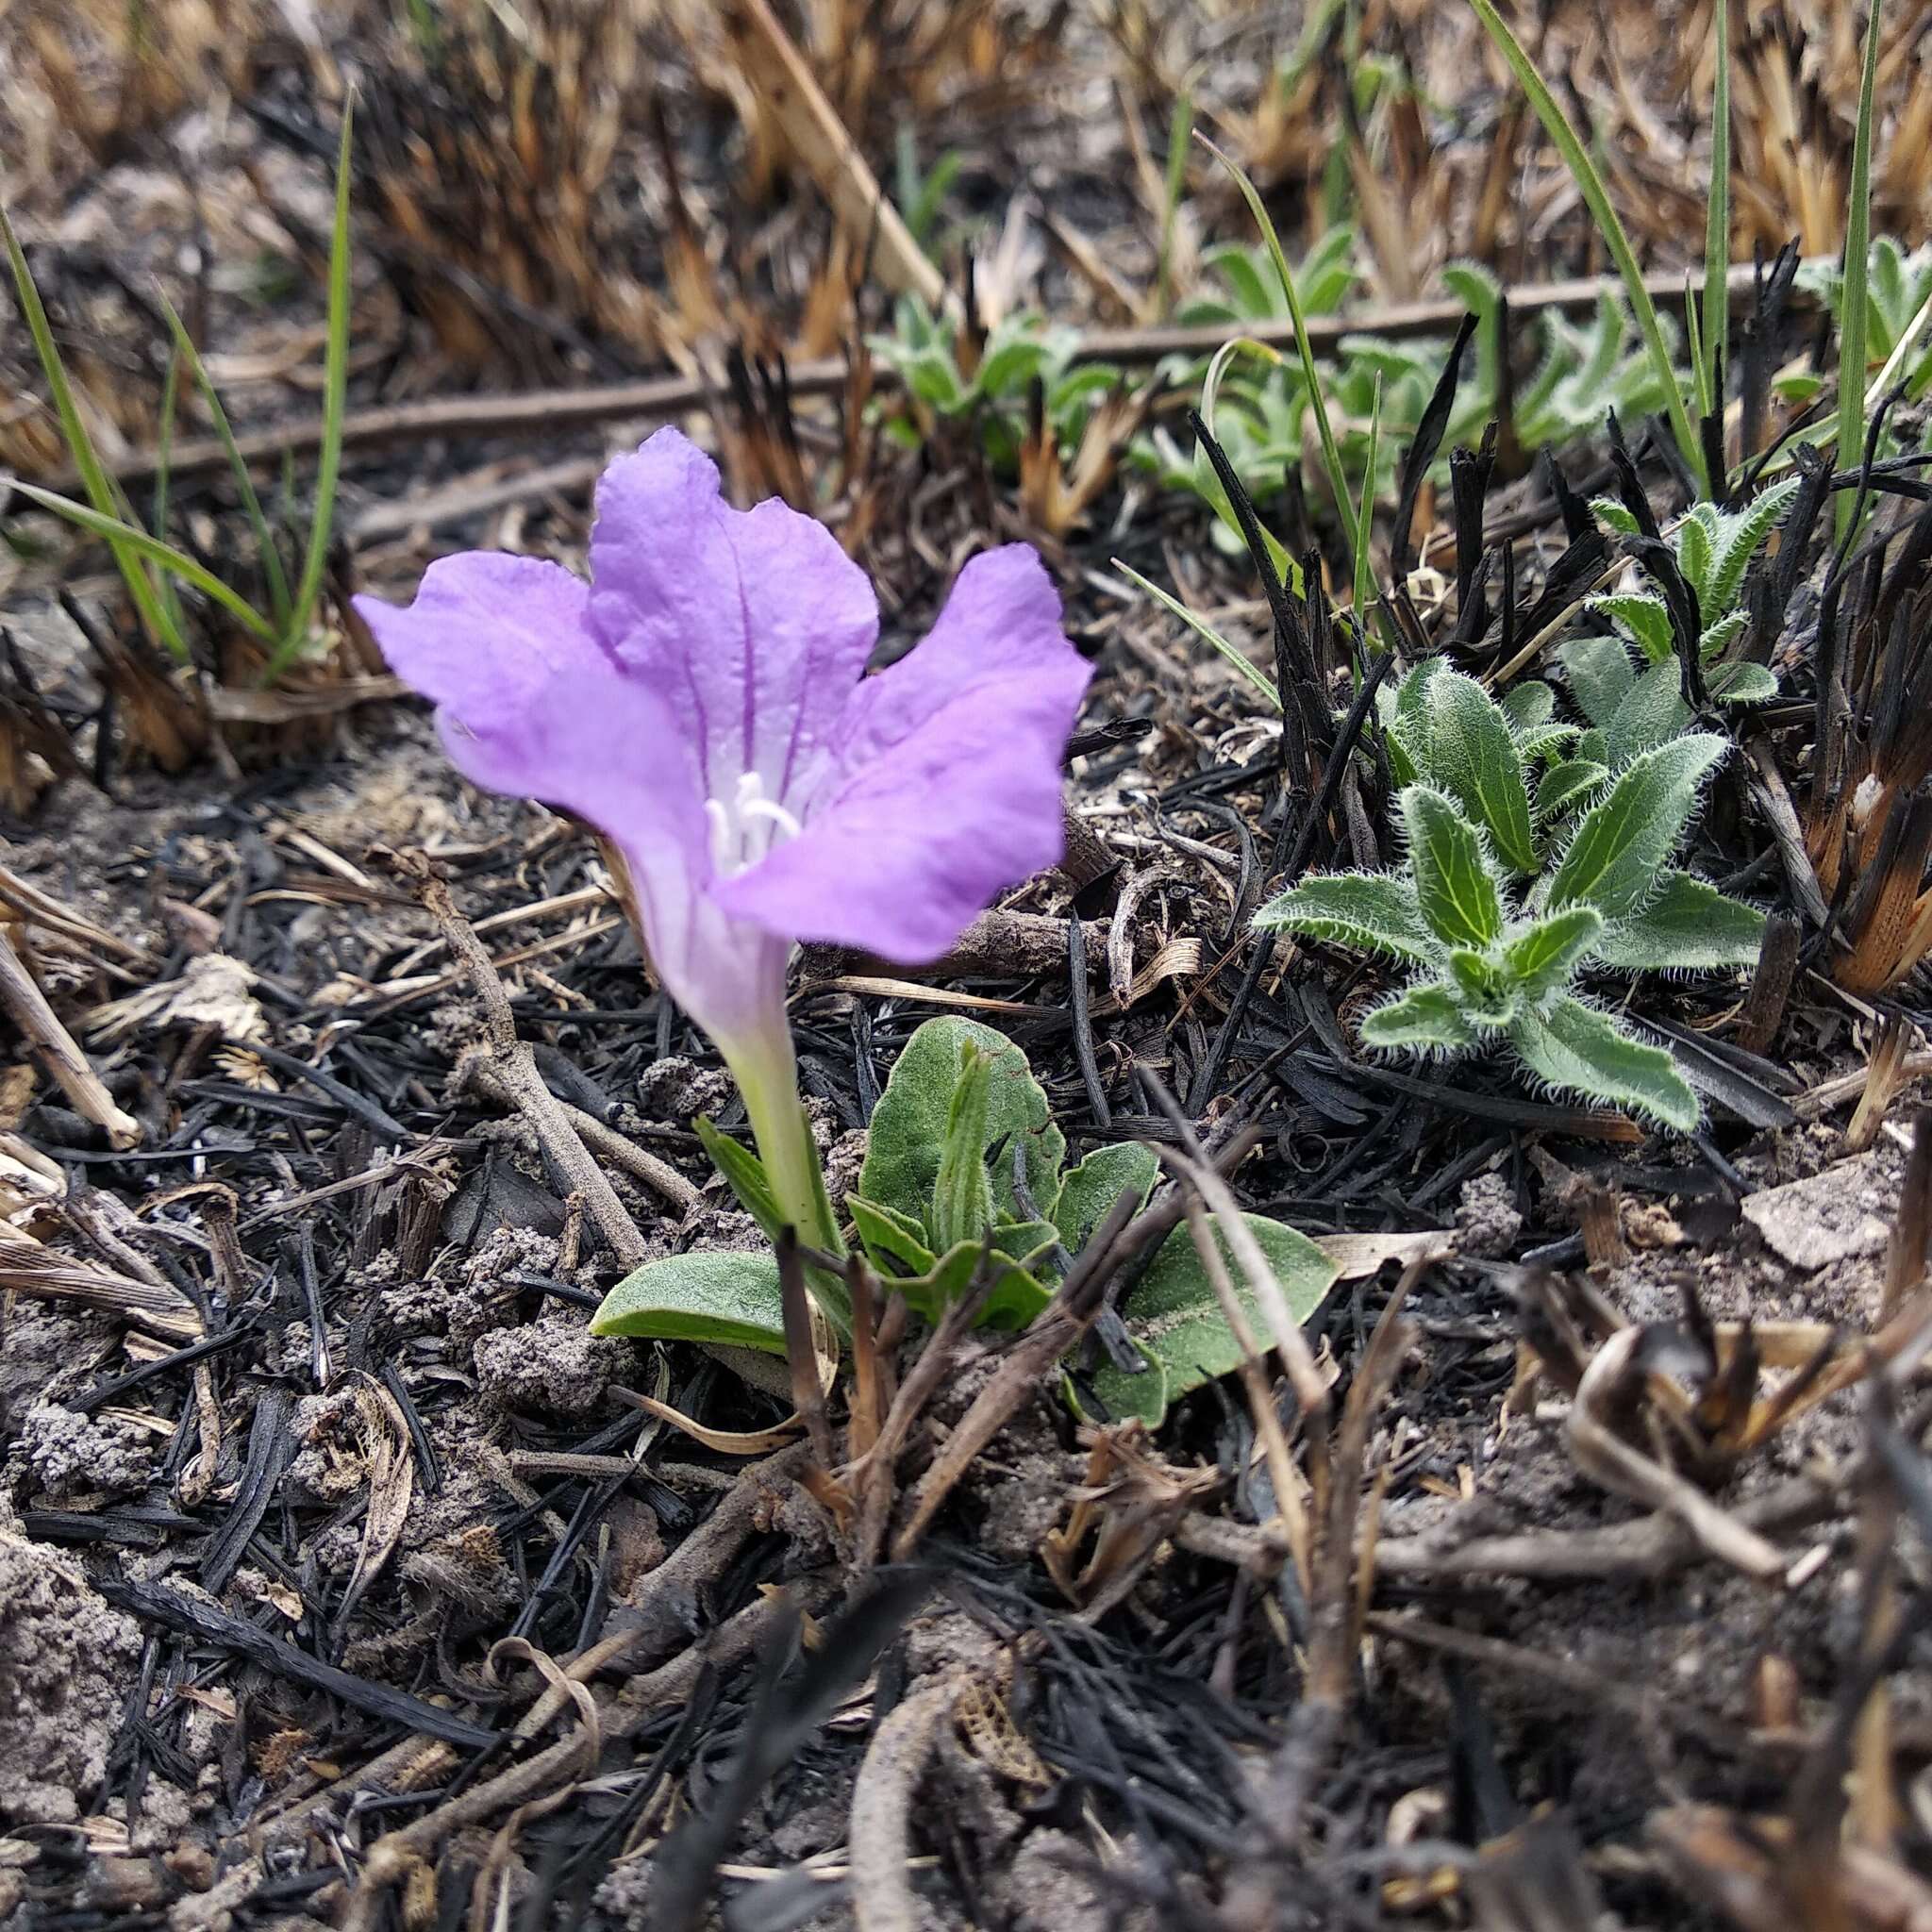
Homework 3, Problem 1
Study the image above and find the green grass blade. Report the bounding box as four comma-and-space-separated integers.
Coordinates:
151, 347, 187, 641
1701, 0, 1732, 414
1465, 0, 1707, 492
1198, 134, 1360, 563
1, 205, 192, 660
1112, 559, 1283, 709
1353, 373, 1381, 619
158, 290, 292, 631
13, 484, 276, 641
1837, 0, 1883, 540
1684, 278, 1707, 418
281, 96, 355, 675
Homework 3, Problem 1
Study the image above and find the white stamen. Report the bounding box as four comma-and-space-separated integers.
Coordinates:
741, 797, 805, 841
705, 770, 804, 875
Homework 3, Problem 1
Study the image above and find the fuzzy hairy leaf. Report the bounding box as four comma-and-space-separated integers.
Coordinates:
1255, 872, 1440, 962
693, 1116, 785, 1245
1404, 787, 1504, 946
591, 1251, 789, 1353
1361, 981, 1477, 1051
1558, 634, 1638, 727
859, 1017, 1065, 1242
1705, 477, 1802, 616
1676, 503, 1718, 606
1499, 680, 1557, 733
932, 1046, 998, 1251
1592, 591, 1674, 664
1502, 905, 1606, 1001
1446, 950, 1520, 1030
1548, 735, 1726, 919
1708, 659, 1779, 705
849, 1195, 937, 1275
1591, 871, 1767, 972
1423, 669, 1540, 872
1603, 658, 1693, 764
1513, 722, 1579, 767
1697, 609, 1749, 661
1591, 495, 1642, 536
1083, 1214, 1339, 1427
1052, 1141, 1159, 1254
1508, 995, 1700, 1130
1537, 758, 1611, 821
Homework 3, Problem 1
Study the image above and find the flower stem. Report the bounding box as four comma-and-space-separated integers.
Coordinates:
724, 1029, 851, 1330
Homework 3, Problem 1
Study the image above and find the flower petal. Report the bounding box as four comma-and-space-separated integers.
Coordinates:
585, 426, 878, 808
356, 555, 782, 1041
714, 546, 1091, 959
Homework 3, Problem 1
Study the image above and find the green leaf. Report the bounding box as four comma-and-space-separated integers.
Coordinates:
849, 1195, 937, 1275
158, 291, 291, 633
1591, 495, 1642, 537
1499, 680, 1557, 733
1603, 658, 1693, 764
1838, 0, 1884, 541
1507, 995, 1700, 1131
1591, 591, 1674, 664
1697, 609, 1750, 661
1502, 905, 1606, 1001
1114, 559, 1282, 708
11, 484, 275, 642
1591, 871, 1766, 972
1446, 950, 1520, 1030
889, 1240, 1053, 1332
1705, 477, 1802, 616
932, 1045, 998, 1252
1708, 659, 1779, 705
1557, 633, 1638, 728
1421, 669, 1539, 872
1052, 1142, 1159, 1254
1254, 872, 1440, 962
591, 1250, 789, 1354
1547, 735, 1727, 918
1082, 1213, 1338, 1427
1676, 504, 1718, 607
693, 1116, 784, 1244
1361, 981, 1477, 1052
1701, 0, 1731, 411
1404, 787, 1504, 947
858, 1017, 1066, 1242
1512, 722, 1580, 766
1537, 758, 1611, 821
1201, 136, 1360, 563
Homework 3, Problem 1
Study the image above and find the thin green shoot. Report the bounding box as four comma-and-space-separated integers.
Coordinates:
1466, 0, 1707, 492
158, 290, 292, 632
1112, 558, 1283, 709
1198, 134, 1361, 565
151, 348, 187, 641
274, 96, 356, 682
10, 485, 278, 643
1684, 279, 1707, 419
1196, 334, 1298, 586
1837, 0, 1883, 540
1, 206, 191, 661
1701, 0, 1732, 415
1353, 372, 1381, 621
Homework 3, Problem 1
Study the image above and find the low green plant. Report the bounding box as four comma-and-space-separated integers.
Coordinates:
594, 1016, 1337, 1425
868, 296, 1124, 475
1136, 250, 1690, 551
1574, 476, 1799, 721
2, 104, 355, 682
1798, 238, 1932, 406
1262, 663, 1765, 1130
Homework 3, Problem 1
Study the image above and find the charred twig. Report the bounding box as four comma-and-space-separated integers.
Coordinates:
0, 923, 142, 1148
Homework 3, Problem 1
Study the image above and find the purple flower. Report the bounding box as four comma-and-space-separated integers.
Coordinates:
354, 428, 1090, 1242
